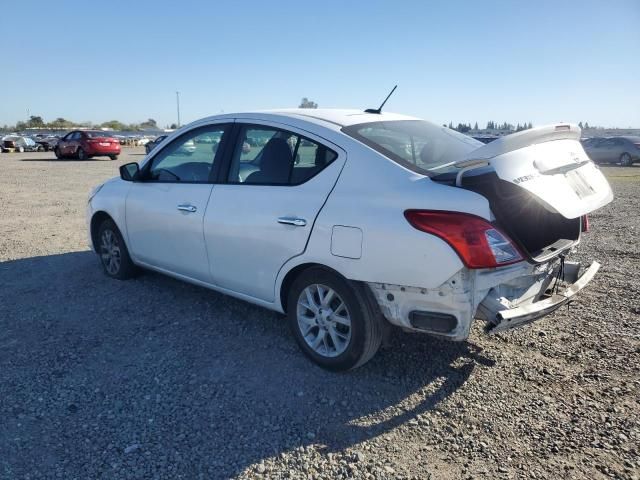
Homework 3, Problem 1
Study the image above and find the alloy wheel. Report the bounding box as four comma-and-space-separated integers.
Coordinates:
620, 153, 632, 167
100, 229, 121, 275
296, 284, 352, 357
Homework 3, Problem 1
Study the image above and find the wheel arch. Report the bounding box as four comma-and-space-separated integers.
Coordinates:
278, 262, 349, 314
90, 211, 116, 251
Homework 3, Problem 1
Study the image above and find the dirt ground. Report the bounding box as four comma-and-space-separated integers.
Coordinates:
0, 148, 638, 480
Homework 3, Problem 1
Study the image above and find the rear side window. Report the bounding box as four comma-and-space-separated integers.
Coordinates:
342, 120, 481, 176
227, 125, 337, 185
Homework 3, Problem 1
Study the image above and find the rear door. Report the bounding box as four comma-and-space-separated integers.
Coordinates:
203, 121, 345, 302
125, 123, 231, 282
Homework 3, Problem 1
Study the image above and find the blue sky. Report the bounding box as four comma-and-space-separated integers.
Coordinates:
2, 0, 639, 128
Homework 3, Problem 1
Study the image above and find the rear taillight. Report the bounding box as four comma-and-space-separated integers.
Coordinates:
404, 210, 523, 269
581, 215, 590, 233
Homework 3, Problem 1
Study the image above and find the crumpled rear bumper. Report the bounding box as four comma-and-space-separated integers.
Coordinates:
484, 261, 600, 334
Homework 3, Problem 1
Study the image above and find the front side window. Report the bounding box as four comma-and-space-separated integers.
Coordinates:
146, 125, 227, 182
342, 120, 482, 176
228, 125, 337, 185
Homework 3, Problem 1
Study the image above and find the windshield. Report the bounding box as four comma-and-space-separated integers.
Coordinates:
342, 120, 482, 176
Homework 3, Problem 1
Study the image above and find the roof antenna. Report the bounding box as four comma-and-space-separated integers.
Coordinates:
365, 85, 397, 114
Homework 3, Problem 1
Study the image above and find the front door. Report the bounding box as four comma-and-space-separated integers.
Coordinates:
125, 123, 231, 282
204, 122, 345, 302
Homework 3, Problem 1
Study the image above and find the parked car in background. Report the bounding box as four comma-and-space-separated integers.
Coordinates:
55, 131, 120, 160
582, 136, 640, 166
1, 135, 42, 152
145, 135, 167, 154
87, 109, 613, 370
32, 135, 59, 151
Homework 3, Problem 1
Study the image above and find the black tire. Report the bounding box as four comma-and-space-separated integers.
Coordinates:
96, 219, 137, 280
109, 155, 118, 161
620, 153, 633, 167
36, 145, 44, 152
54, 147, 63, 159
287, 267, 384, 371
77, 148, 87, 160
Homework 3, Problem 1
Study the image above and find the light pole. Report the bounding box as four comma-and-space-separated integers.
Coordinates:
176, 91, 181, 128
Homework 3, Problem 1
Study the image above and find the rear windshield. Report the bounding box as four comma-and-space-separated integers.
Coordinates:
342, 120, 481, 176
86, 131, 114, 138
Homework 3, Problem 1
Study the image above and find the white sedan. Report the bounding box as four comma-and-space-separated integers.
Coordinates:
87, 109, 613, 370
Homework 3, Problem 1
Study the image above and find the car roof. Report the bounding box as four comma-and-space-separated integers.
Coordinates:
199, 108, 419, 131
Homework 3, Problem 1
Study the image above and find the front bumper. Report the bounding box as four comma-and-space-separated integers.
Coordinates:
485, 261, 600, 333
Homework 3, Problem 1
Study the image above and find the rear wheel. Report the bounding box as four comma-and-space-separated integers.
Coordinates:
109, 155, 118, 160
620, 153, 633, 167
97, 219, 137, 280
54, 147, 63, 159
77, 148, 87, 160
287, 267, 384, 371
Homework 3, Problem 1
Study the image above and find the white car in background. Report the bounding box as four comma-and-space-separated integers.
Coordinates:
87, 109, 613, 370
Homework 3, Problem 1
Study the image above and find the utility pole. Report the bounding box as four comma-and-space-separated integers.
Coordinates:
176, 91, 181, 128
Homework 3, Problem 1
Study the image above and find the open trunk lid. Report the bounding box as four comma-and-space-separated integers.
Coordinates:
456, 124, 613, 219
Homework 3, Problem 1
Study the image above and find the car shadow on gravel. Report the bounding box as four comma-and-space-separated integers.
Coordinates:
0, 251, 495, 478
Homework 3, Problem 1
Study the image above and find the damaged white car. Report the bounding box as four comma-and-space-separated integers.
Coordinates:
87, 109, 613, 370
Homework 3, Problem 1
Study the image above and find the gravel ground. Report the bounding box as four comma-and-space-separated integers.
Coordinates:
0, 149, 638, 480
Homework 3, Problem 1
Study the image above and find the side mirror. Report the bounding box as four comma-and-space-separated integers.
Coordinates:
120, 162, 140, 181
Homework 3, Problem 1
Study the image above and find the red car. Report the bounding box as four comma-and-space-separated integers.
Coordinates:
55, 131, 120, 160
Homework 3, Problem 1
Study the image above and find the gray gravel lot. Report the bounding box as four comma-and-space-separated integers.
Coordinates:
0, 149, 638, 480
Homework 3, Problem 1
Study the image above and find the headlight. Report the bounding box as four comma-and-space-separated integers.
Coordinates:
88, 183, 104, 204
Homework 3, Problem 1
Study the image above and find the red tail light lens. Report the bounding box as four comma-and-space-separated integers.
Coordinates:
581, 215, 590, 233
404, 210, 523, 269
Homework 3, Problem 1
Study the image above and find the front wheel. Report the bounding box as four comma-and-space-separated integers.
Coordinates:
620, 153, 633, 167
54, 147, 63, 159
287, 267, 384, 371
97, 219, 137, 280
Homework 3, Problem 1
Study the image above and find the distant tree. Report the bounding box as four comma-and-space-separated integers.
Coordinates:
299, 97, 318, 109
584, 122, 590, 129
578, 121, 584, 129
27, 115, 45, 128
169, 123, 178, 129
15, 121, 27, 131
139, 118, 158, 129
100, 120, 128, 131
448, 121, 453, 129
474, 122, 478, 131
48, 117, 74, 129
527, 122, 533, 129
456, 122, 471, 133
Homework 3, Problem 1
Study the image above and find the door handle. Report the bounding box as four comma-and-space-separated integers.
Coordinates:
277, 216, 306, 227
177, 204, 197, 213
